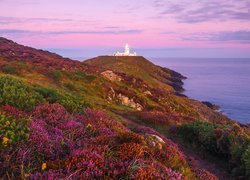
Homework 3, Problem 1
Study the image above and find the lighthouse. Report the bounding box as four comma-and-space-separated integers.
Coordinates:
124, 44, 130, 54
113, 44, 137, 56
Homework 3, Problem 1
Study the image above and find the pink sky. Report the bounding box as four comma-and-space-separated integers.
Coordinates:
0, 0, 250, 57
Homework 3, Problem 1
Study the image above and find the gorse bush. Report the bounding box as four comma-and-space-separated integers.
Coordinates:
0, 75, 88, 113
59, 93, 85, 113
242, 145, 250, 176
63, 82, 76, 91
35, 86, 88, 113
67, 71, 96, 82
2, 65, 19, 75
0, 113, 30, 178
179, 121, 218, 153
50, 70, 62, 82
0, 114, 29, 147
0, 75, 42, 111
35, 87, 61, 104
177, 121, 250, 177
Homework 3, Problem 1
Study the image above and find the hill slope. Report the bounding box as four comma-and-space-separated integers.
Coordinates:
0, 37, 249, 179
85, 56, 233, 125
0, 37, 80, 67
85, 56, 186, 92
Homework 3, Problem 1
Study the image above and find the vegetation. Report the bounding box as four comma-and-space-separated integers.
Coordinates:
177, 121, 250, 177
2, 65, 19, 75
0, 104, 194, 179
0, 75, 41, 111
0, 75, 87, 113
0, 114, 29, 147
35, 86, 88, 113
0, 37, 249, 179
50, 70, 62, 82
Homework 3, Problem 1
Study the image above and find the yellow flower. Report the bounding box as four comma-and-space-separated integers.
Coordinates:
86, 123, 92, 129
2, 137, 9, 146
86, 123, 93, 131
41, 163, 46, 170
5, 121, 10, 125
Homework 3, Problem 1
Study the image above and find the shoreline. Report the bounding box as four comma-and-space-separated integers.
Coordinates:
178, 72, 249, 126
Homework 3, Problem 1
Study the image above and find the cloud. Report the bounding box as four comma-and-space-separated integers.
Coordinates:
153, 0, 166, 8
0, 29, 31, 34
182, 31, 250, 44
47, 30, 143, 35
154, 0, 250, 23
0, 16, 73, 24
0, 28, 143, 36
161, 4, 186, 14
210, 31, 250, 43
0, 0, 39, 6
103, 26, 120, 29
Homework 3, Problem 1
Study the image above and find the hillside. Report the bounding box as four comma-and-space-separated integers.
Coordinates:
0, 37, 249, 179
85, 56, 233, 125
0, 37, 83, 69
85, 56, 186, 92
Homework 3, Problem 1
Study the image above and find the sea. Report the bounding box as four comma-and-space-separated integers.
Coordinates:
150, 58, 250, 124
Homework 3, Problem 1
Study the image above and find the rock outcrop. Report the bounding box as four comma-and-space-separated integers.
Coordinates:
107, 87, 143, 111
101, 70, 122, 82
145, 134, 165, 150
117, 93, 143, 111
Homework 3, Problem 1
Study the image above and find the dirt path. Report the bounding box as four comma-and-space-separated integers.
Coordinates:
123, 118, 230, 180
177, 142, 230, 180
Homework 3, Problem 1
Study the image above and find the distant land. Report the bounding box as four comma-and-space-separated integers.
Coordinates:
0, 37, 250, 179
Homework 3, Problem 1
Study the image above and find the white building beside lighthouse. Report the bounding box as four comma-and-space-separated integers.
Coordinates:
113, 44, 137, 56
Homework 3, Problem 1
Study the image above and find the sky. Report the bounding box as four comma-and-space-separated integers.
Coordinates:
0, 0, 250, 58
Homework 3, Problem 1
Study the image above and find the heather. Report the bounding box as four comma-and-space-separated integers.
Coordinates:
0, 104, 193, 179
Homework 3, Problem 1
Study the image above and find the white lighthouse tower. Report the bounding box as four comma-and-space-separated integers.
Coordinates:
113, 44, 137, 56
124, 44, 130, 55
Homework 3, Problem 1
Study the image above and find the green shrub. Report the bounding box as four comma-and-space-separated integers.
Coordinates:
242, 145, 250, 176
85, 74, 96, 82
2, 65, 19, 75
63, 82, 76, 91
217, 132, 234, 154
67, 71, 85, 81
0, 114, 29, 147
177, 121, 250, 177
35, 87, 60, 103
0, 75, 42, 111
67, 71, 96, 82
35, 86, 88, 113
0, 74, 89, 113
50, 70, 62, 82
59, 93, 84, 113
197, 122, 217, 152
178, 121, 218, 153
